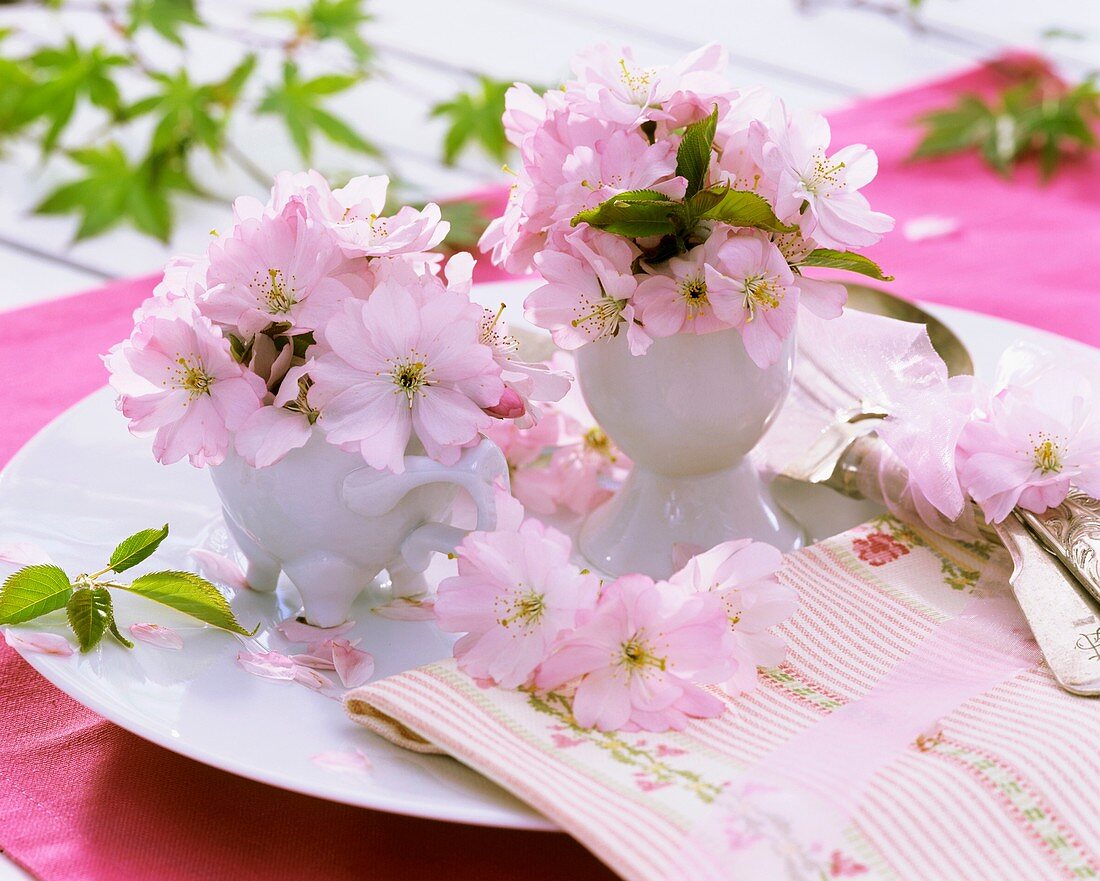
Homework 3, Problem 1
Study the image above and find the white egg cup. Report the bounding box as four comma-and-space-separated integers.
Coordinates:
574, 326, 804, 578
210, 434, 507, 626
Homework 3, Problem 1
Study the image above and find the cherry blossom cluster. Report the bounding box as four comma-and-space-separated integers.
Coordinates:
434, 493, 797, 732
480, 44, 893, 367
880, 343, 1100, 526
105, 172, 569, 471
484, 353, 630, 516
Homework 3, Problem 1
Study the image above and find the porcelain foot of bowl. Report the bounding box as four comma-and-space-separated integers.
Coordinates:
575, 325, 805, 578
579, 458, 804, 578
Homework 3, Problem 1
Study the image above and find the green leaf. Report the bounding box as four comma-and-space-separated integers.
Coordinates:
35, 142, 189, 242
910, 75, 1099, 180
675, 105, 717, 198
123, 60, 254, 155
572, 195, 682, 238
107, 614, 135, 649
122, 571, 256, 636
0, 565, 72, 625
127, 0, 202, 46
109, 524, 169, 573
430, 76, 514, 165
258, 62, 376, 162
66, 587, 113, 652
695, 187, 796, 233
261, 0, 374, 65
22, 40, 128, 151
800, 248, 894, 281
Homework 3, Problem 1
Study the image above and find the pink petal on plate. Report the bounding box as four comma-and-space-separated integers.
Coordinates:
293, 665, 336, 690
129, 623, 184, 651
372, 595, 436, 621
290, 652, 337, 670
4, 629, 73, 656
237, 650, 297, 681
277, 616, 356, 644
332, 639, 375, 688
189, 549, 248, 591
0, 542, 53, 566
312, 748, 372, 777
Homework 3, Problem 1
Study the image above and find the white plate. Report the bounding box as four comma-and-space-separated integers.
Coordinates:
2, 279, 1098, 832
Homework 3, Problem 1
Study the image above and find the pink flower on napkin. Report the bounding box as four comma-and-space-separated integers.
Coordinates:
309, 278, 504, 473
669, 539, 797, 695
536, 573, 735, 732
436, 517, 599, 689
852, 532, 910, 567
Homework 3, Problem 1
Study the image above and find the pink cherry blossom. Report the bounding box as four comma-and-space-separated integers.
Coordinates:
668, 539, 797, 695
129, 623, 184, 650
496, 361, 630, 517
958, 371, 1100, 523
234, 363, 316, 468
707, 232, 799, 368
320, 176, 447, 259
239, 170, 447, 261
633, 230, 743, 338
758, 109, 893, 250
478, 306, 572, 427
107, 314, 266, 467
309, 278, 504, 473
528, 230, 645, 352
435, 517, 599, 689
565, 43, 729, 127
536, 573, 735, 732
202, 199, 354, 338
4, 629, 73, 656
553, 129, 685, 226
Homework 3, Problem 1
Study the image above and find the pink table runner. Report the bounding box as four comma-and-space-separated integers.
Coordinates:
1, 56, 1097, 881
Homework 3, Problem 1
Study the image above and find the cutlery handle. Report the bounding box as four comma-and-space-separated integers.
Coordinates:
995, 513, 1100, 695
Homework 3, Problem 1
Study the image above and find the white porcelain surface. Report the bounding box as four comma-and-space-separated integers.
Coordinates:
576, 326, 803, 577
1, 279, 1097, 832
211, 435, 507, 627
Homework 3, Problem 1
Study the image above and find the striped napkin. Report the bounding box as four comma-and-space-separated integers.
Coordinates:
346, 515, 1100, 881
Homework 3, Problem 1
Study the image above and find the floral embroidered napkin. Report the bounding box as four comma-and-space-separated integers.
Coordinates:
347, 515, 1100, 881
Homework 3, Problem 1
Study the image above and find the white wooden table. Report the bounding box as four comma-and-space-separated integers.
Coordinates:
0, 1, 1095, 877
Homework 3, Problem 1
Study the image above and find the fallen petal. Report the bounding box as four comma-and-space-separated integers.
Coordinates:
902, 215, 959, 242
332, 639, 375, 688
293, 665, 336, 690
0, 542, 53, 566
130, 623, 184, 651
5, 629, 73, 656
189, 549, 248, 591
290, 652, 337, 670
312, 748, 372, 777
372, 595, 436, 621
237, 650, 297, 681
277, 616, 355, 644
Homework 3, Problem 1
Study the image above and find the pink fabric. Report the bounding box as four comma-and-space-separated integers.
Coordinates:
0, 56, 1096, 881
833, 55, 1100, 346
